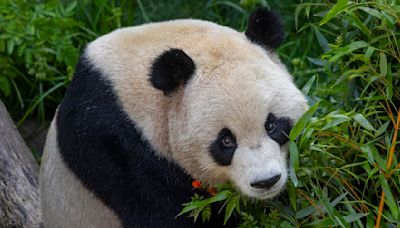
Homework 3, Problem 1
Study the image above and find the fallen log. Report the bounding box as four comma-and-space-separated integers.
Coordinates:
0, 100, 41, 228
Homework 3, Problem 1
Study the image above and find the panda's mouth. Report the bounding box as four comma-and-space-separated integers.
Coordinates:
232, 188, 282, 200
232, 181, 285, 200
257, 188, 282, 199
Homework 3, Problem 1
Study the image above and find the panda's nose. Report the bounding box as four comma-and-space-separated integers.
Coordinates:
250, 174, 281, 189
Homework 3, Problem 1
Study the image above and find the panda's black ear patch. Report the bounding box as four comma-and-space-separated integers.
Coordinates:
149, 48, 195, 95
245, 8, 284, 50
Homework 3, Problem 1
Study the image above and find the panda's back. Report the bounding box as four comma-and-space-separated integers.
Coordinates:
40, 119, 122, 228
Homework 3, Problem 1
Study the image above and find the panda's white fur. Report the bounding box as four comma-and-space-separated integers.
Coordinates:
40, 118, 122, 228
40, 9, 308, 228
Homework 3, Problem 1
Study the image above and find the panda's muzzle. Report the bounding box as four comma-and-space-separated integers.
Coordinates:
250, 173, 281, 189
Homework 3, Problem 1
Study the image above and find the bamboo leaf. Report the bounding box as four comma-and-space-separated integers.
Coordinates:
380, 52, 387, 76
321, 116, 350, 130
379, 175, 399, 219
296, 205, 316, 219
361, 144, 386, 169
224, 195, 239, 225
343, 213, 368, 223
375, 121, 390, 137
352, 113, 375, 131
289, 102, 319, 141
7, 39, 14, 54
320, 0, 349, 26
301, 75, 316, 95
314, 28, 330, 52
365, 46, 375, 58
289, 141, 299, 171
177, 190, 231, 218
289, 142, 300, 186
328, 41, 369, 62
0, 76, 11, 97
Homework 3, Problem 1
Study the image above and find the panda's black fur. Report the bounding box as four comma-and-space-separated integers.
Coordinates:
245, 8, 284, 49
149, 48, 196, 95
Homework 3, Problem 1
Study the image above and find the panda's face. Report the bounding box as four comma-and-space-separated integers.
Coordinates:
167, 53, 307, 199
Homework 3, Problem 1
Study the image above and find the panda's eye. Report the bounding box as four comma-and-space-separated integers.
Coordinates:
265, 122, 276, 133
221, 136, 234, 148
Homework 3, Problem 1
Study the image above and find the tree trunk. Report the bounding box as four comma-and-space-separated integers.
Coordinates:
0, 100, 41, 228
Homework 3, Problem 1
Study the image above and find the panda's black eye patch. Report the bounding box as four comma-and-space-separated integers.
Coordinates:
265, 113, 292, 146
209, 128, 237, 166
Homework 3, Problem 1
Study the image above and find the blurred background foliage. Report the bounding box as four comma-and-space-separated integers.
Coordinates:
0, 0, 399, 226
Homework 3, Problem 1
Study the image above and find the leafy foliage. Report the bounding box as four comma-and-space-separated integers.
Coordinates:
0, 0, 82, 123
1, 0, 399, 226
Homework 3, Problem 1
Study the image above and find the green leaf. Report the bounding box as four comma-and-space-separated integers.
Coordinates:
347, 12, 370, 36
288, 184, 297, 211
289, 141, 299, 171
330, 193, 347, 207
301, 75, 316, 95
289, 102, 319, 141
365, 46, 375, 58
319, 0, 349, 26
280, 221, 293, 228
294, 5, 303, 30
379, 52, 387, 76
343, 213, 368, 223
314, 28, 330, 52
224, 195, 239, 225
65, 0, 77, 14
321, 116, 350, 130
375, 121, 390, 137
296, 205, 316, 219
379, 175, 399, 219
352, 113, 375, 131
178, 189, 232, 217
358, 7, 383, 19
289, 141, 299, 187
366, 213, 375, 227
0, 76, 11, 97
7, 39, 14, 54
206, 190, 231, 204
201, 205, 211, 223
386, 63, 393, 100
178, 203, 202, 217
328, 41, 369, 62
289, 167, 299, 187
26, 25, 35, 35
308, 217, 335, 226
360, 144, 386, 169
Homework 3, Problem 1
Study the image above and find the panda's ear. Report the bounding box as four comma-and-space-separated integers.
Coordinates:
245, 8, 284, 50
149, 48, 195, 95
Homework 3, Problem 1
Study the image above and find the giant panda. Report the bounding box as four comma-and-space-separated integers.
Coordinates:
39, 8, 308, 228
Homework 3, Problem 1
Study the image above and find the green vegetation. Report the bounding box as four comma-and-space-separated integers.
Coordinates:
1, 0, 399, 226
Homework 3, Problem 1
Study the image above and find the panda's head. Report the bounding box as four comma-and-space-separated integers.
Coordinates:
147, 8, 308, 199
